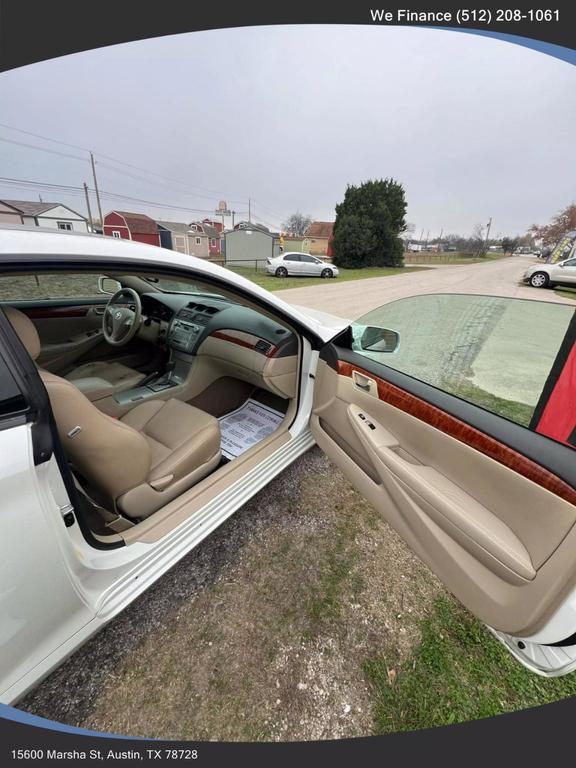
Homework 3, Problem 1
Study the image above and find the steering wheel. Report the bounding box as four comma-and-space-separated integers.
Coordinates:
102, 288, 142, 347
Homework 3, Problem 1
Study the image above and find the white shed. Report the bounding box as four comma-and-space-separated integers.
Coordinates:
0, 200, 89, 232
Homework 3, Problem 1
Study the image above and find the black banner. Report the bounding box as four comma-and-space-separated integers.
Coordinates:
0, 0, 575, 72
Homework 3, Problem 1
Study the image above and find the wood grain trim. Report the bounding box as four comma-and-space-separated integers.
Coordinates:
211, 330, 278, 357
23, 305, 90, 319
337, 360, 576, 507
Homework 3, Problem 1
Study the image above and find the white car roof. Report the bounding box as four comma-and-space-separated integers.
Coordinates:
0, 225, 347, 342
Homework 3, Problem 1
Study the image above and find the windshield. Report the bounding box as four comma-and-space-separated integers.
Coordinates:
144, 276, 227, 299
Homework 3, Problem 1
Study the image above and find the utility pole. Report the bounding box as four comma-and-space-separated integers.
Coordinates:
248, 198, 251, 222
232, 210, 235, 228
83, 182, 94, 232
90, 152, 104, 227
484, 217, 492, 255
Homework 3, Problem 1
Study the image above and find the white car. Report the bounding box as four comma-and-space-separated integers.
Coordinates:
1, 225, 576, 705
267, 251, 339, 278
523, 255, 576, 288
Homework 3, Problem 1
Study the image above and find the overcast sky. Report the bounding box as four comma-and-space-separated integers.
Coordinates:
0, 25, 574, 237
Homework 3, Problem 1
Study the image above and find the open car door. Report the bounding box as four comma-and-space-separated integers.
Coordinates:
311, 293, 576, 676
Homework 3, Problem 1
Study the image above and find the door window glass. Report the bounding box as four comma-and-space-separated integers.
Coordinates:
284, 254, 301, 262
0, 274, 104, 301
351, 294, 575, 432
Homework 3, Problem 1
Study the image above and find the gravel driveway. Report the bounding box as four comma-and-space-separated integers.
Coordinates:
275, 256, 571, 319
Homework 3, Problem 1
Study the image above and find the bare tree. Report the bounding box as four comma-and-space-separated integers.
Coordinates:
530, 203, 576, 246
471, 222, 486, 255
283, 211, 313, 236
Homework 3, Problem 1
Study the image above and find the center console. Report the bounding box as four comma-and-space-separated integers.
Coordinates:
112, 306, 212, 407
168, 310, 204, 355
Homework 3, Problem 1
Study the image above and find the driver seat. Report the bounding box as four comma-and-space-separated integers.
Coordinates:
5, 307, 222, 520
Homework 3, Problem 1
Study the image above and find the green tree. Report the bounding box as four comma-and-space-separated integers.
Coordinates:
332, 179, 407, 268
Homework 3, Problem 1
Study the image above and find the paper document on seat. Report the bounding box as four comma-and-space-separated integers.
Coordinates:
219, 398, 284, 460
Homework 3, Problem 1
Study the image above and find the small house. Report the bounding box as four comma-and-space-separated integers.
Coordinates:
303, 221, 334, 256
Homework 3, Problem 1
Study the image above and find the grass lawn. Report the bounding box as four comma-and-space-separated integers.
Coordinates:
229, 265, 428, 291
364, 595, 576, 733
554, 286, 576, 302
404, 253, 507, 266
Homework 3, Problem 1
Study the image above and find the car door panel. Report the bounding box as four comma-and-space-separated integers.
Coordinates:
311, 353, 576, 638
9, 299, 153, 374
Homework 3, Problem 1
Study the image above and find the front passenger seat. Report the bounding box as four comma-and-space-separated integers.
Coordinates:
5, 307, 222, 520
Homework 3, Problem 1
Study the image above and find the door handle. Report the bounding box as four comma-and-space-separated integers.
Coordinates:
352, 370, 377, 396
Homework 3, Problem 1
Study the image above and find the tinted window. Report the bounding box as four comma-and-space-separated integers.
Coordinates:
300, 255, 317, 263
351, 294, 575, 435
284, 254, 301, 262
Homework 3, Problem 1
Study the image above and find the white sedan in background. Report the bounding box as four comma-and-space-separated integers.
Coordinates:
267, 251, 339, 278
523, 255, 576, 288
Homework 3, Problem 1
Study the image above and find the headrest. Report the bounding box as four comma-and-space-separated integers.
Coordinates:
3, 306, 41, 361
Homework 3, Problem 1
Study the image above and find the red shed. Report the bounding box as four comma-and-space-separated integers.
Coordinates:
103, 211, 161, 247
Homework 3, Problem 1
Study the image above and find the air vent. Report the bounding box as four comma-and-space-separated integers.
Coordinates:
255, 339, 272, 355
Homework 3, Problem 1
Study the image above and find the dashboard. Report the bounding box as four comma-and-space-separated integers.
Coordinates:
140, 292, 297, 359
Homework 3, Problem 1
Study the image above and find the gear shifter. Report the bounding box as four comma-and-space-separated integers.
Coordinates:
164, 361, 176, 384
149, 362, 176, 391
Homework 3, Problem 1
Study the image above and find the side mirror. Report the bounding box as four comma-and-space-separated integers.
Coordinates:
98, 276, 122, 295
360, 326, 399, 353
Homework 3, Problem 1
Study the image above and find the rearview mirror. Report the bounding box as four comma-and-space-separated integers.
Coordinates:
98, 276, 122, 295
360, 326, 399, 353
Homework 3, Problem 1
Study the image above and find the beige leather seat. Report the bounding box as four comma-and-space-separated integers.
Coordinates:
65, 361, 145, 399
5, 307, 222, 520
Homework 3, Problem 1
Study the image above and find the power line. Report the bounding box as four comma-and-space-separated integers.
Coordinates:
251, 198, 287, 222
250, 205, 283, 231
0, 176, 85, 191
0, 136, 89, 163
96, 160, 243, 204
0, 176, 241, 215
0, 121, 93, 153
0, 121, 248, 202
